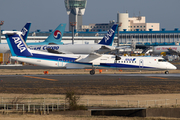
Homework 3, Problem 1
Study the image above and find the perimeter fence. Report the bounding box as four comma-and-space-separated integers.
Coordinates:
0, 97, 180, 114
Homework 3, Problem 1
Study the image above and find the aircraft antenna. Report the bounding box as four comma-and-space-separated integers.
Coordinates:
138, 11, 142, 20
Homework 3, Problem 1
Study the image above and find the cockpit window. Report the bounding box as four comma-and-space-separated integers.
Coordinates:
158, 59, 166, 62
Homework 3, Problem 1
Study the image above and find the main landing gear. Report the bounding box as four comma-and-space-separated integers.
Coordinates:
90, 69, 95, 75
165, 71, 169, 74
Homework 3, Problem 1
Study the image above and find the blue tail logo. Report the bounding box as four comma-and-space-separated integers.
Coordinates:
6, 34, 32, 57
13, 36, 26, 53
98, 24, 118, 46
104, 29, 115, 43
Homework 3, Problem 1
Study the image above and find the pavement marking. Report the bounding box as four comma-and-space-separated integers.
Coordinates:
23, 76, 58, 81
146, 76, 168, 80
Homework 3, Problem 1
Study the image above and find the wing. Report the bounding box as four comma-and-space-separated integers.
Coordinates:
116, 45, 130, 49
95, 45, 130, 54
75, 52, 102, 65
95, 46, 112, 54
167, 48, 179, 55
46, 48, 73, 54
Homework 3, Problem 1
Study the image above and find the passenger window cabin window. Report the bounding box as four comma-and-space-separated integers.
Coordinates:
158, 59, 166, 62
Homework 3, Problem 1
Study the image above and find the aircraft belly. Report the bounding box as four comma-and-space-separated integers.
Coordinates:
74, 46, 94, 54
11, 57, 64, 67
0, 44, 10, 53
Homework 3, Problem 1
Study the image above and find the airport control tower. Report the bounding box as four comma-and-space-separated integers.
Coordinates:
64, 0, 87, 31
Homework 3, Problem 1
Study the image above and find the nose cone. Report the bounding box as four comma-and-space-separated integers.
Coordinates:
168, 63, 177, 70
172, 65, 177, 70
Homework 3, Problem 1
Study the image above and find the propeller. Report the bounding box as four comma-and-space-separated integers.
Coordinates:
114, 51, 121, 70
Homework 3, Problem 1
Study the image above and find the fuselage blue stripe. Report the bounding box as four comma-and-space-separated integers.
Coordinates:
19, 53, 156, 69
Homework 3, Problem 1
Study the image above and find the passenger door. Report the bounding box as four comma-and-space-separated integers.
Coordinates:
139, 59, 143, 69
58, 58, 63, 67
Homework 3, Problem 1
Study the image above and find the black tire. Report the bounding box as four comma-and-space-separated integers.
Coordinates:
165, 71, 169, 74
90, 70, 95, 75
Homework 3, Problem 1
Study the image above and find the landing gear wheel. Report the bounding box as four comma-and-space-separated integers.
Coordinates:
90, 70, 95, 75
165, 71, 169, 74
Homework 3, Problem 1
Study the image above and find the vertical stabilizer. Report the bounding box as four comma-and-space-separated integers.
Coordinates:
21, 23, 31, 42
3, 31, 32, 57
98, 24, 118, 46
45, 23, 66, 44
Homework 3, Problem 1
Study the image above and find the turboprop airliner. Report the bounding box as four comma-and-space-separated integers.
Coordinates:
3, 31, 177, 75
0, 23, 66, 53
28, 24, 120, 54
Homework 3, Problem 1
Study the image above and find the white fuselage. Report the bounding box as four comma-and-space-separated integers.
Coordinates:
11, 50, 177, 71
0, 44, 115, 54
28, 44, 115, 54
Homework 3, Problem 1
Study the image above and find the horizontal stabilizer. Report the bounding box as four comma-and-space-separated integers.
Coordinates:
3, 31, 22, 35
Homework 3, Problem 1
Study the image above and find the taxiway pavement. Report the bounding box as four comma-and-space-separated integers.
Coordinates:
0, 74, 180, 95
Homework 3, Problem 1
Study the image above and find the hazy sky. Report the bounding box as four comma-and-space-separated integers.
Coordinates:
0, 0, 180, 31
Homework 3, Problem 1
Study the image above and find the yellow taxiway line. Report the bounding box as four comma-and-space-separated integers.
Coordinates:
23, 76, 58, 81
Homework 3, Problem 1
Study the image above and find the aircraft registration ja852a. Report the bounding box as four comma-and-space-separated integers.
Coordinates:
3, 31, 177, 75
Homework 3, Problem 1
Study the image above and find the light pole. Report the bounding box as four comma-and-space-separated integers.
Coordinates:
117, 22, 122, 54
0, 21, 4, 43
70, 22, 76, 44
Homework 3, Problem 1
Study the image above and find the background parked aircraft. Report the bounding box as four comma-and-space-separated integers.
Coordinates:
153, 45, 180, 56
28, 24, 119, 54
0, 23, 66, 53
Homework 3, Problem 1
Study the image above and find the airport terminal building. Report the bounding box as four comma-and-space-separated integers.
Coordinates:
1, 27, 180, 46
81, 13, 160, 32
25, 28, 180, 46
